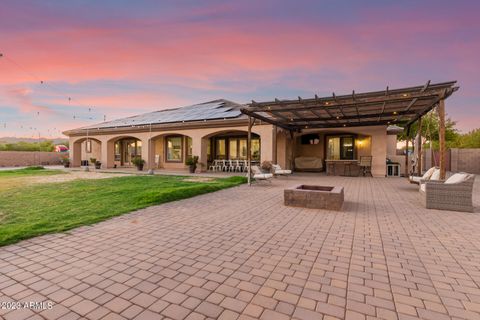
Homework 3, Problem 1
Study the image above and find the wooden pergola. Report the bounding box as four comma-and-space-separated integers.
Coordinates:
241, 81, 459, 185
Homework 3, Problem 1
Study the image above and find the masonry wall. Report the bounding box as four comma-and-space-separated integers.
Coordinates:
450, 148, 480, 174
0, 151, 64, 167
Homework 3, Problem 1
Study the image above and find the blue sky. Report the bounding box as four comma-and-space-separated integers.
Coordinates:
1, 0, 479, 138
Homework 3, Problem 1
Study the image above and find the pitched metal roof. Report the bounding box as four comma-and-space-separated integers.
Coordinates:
79, 99, 244, 131
241, 81, 459, 131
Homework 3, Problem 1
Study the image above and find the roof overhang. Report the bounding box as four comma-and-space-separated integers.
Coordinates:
241, 81, 459, 131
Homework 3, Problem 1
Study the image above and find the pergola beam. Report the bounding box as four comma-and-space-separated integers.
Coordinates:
269, 109, 425, 124
438, 100, 447, 180
417, 117, 423, 176
378, 101, 387, 122
241, 81, 458, 134
247, 116, 253, 186
405, 87, 457, 127
247, 94, 440, 113
247, 82, 455, 110
241, 109, 292, 131
405, 125, 411, 178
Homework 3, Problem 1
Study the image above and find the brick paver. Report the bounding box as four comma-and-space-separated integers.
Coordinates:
0, 174, 479, 319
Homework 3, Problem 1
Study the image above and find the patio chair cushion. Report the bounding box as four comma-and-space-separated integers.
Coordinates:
272, 164, 292, 175
430, 169, 441, 181
410, 176, 423, 183
420, 183, 426, 192
444, 173, 469, 184
253, 173, 273, 180
422, 167, 436, 180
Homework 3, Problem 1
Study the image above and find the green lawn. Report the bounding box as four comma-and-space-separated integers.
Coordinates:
0, 169, 246, 246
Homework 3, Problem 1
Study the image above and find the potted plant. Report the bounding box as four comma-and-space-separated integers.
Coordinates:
61, 156, 70, 168
89, 158, 96, 166
185, 155, 199, 173
261, 161, 273, 173
132, 156, 145, 171
95, 160, 102, 170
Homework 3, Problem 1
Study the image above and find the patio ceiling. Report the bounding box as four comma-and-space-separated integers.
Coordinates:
241, 81, 459, 131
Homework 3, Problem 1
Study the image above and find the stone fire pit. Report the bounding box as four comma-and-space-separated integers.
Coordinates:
284, 184, 344, 210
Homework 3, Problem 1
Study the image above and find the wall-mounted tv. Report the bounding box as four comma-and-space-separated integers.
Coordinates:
300, 134, 320, 145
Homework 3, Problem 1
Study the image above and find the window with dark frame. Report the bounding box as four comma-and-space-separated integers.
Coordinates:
326, 135, 355, 160
166, 136, 183, 162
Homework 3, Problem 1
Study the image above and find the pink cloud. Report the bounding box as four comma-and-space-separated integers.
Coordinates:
4, 87, 54, 115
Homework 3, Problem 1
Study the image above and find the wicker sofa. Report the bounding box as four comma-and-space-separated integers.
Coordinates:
420, 173, 475, 212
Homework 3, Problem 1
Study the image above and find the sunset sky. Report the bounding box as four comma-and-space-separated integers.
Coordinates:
1, 0, 479, 138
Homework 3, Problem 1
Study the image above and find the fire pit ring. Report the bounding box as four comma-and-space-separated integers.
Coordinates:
284, 184, 344, 210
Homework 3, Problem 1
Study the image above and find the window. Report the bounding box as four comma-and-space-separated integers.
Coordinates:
327, 136, 355, 160
85, 140, 92, 153
166, 136, 183, 161
216, 139, 226, 159
229, 139, 238, 159
340, 137, 354, 159
114, 141, 121, 161
251, 139, 260, 160
239, 139, 247, 159
186, 137, 192, 157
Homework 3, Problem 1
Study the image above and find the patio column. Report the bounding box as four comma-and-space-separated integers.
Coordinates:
371, 128, 387, 177
101, 140, 115, 169
192, 137, 207, 173
272, 125, 277, 164
405, 126, 410, 178
289, 131, 295, 171
71, 138, 82, 167
247, 116, 253, 186
438, 100, 446, 179
141, 139, 150, 170
258, 125, 273, 163
417, 117, 423, 175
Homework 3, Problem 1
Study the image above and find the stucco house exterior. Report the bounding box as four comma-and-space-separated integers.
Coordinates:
63, 82, 458, 177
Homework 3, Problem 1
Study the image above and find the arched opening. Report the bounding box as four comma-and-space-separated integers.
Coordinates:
71, 137, 102, 167
110, 137, 142, 167
203, 130, 261, 169
150, 133, 193, 170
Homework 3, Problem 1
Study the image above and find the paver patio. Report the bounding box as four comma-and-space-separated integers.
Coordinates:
1, 174, 479, 320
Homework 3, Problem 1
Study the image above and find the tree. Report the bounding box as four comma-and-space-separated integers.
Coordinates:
0, 141, 55, 152
397, 110, 459, 150
456, 129, 480, 148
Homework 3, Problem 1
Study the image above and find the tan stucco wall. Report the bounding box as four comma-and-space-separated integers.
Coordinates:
68, 123, 388, 176
297, 126, 388, 177
69, 124, 274, 172
80, 140, 102, 163
387, 135, 397, 156
276, 131, 288, 169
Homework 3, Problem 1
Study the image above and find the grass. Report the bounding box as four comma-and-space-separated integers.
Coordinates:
0, 166, 65, 192
0, 173, 246, 246
0, 166, 64, 177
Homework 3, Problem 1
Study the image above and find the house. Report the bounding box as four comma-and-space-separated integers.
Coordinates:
63, 81, 458, 177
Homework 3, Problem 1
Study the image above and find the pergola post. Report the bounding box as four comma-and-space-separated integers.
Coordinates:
405, 125, 410, 178
289, 131, 295, 171
247, 116, 253, 186
272, 125, 277, 164
438, 100, 446, 179
417, 117, 423, 176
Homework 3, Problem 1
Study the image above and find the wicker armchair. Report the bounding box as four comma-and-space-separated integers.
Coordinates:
420, 173, 475, 212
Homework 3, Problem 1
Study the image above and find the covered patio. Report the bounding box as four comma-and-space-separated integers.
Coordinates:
1, 174, 478, 320
242, 81, 459, 183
